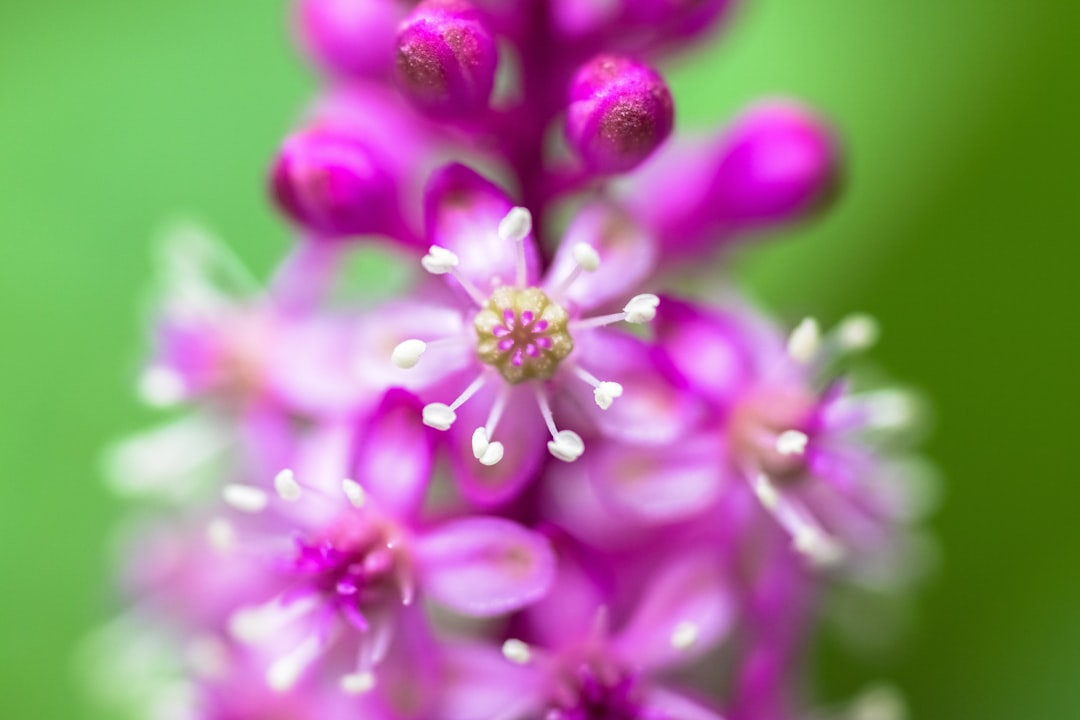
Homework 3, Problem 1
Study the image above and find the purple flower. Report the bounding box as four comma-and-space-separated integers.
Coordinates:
211, 390, 556, 692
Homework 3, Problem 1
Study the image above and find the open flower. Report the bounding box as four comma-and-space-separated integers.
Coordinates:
388, 164, 700, 504
211, 390, 556, 693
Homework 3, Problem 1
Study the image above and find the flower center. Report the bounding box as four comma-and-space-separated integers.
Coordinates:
474, 287, 573, 384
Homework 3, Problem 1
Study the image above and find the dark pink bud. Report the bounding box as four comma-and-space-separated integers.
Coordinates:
706, 101, 837, 223
270, 128, 399, 240
622, 0, 733, 38
566, 55, 675, 174
395, 0, 498, 118
295, 0, 404, 79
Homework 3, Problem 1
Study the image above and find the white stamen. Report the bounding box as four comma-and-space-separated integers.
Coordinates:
420, 245, 459, 275
837, 313, 880, 352
471, 427, 505, 466
787, 317, 821, 363
499, 207, 532, 288
534, 388, 586, 462
752, 474, 781, 511
391, 339, 427, 369
422, 403, 457, 431
793, 526, 845, 568
850, 684, 907, 720
274, 469, 302, 502
572, 243, 601, 272
229, 596, 318, 645
206, 517, 236, 552
593, 381, 624, 410
137, 366, 185, 407
501, 639, 532, 664
860, 390, 917, 429
341, 671, 376, 694
670, 621, 700, 650
498, 206, 532, 243
775, 429, 809, 456
623, 293, 660, 324
342, 478, 366, 508
222, 484, 269, 514
548, 430, 585, 463
267, 635, 325, 692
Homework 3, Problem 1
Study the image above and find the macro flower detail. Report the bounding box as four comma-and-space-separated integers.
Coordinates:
96, 2, 935, 719
391, 165, 663, 469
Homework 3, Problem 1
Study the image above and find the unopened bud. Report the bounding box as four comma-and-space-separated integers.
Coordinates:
566, 55, 674, 174
395, 0, 497, 118
295, 0, 403, 79
270, 129, 398, 239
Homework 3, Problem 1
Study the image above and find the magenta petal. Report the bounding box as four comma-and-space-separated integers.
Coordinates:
352, 389, 433, 520
448, 383, 548, 507
268, 314, 371, 416
612, 553, 735, 671
415, 517, 556, 617
438, 642, 545, 720
570, 329, 704, 445
652, 297, 754, 409
544, 201, 658, 312
424, 164, 540, 292
640, 687, 727, 720
588, 432, 728, 524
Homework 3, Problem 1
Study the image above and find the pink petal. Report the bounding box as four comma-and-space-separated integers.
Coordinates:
447, 383, 549, 507
640, 687, 727, 720
588, 432, 728, 523
569, 329, 704, 445
612, 553, 735, 671
352, 389, 433, 520
424, 164, 540, 292
415, 517, 556, 617
438, 642, 545, 720
544, 201, 658, 312
652, 297, 754, 409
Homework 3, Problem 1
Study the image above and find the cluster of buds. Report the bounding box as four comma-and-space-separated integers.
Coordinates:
93, 2, 935, 719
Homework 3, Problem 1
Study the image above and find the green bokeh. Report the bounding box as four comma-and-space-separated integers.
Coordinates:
1, 1, 1075, 717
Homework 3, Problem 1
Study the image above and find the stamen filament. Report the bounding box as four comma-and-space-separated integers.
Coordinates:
570, 312, 627, 331
449, 373, 487, 411
447, 267, 489, 307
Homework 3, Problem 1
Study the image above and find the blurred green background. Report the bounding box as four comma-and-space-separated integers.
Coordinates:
1, 0, 1076, 717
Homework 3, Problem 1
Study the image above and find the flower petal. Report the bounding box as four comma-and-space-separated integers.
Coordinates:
588, 432, 728, 524
653, 297, 753, 409
416, 517, 556, 617
438, 642, 545, 720
639, 687, 727, 720
544, 202, 657, 312
569, 329, 704, 445
612, 553, 735, 671
424, 164, 540, 292
447, 383, 549, 507
352, 389, 434, 520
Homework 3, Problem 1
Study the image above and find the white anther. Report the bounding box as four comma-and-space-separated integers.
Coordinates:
267, 636, 323, 692
138, 366, 185, 407
498, 206, 533, 243
623, 293, 660, 324
837, 313, 880, 352
850, 684, 907, 720
422, 403, 457, 431
572, 243, 601, 272
501, 639, 532, 664
752, 474, 781, 511
421, 245, 459, 275
670, 621, 700, 650
593, 381, 624, 410
206, 517, 235, 552
222, 484, 269, 514
775, 429, 809, 456
547, 429, 585, 462
862, 390, 916, 429
342, 478, 366, 508
471, 427, 504, 466
274, 469, 302, 502
787, 317, 821, 363
391, 339, 427, 369
341, 671, 376, 694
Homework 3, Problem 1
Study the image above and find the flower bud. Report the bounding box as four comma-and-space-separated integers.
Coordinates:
395, 0, 498, 118
270, 128, 399, 240
566, 55, 674, 174
704, 101, 837, 223
295, 0, 403, 79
